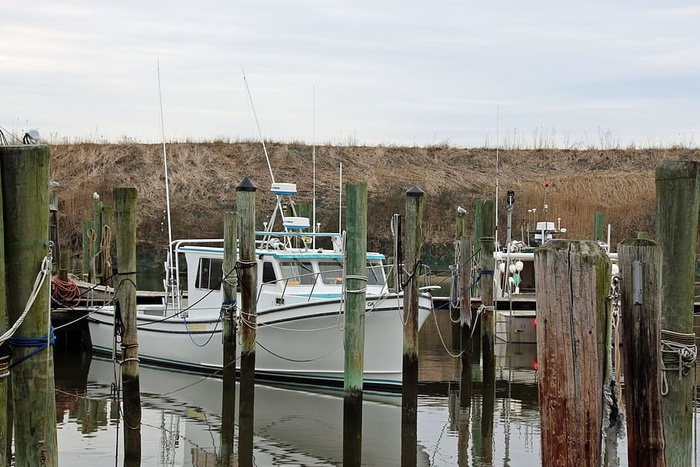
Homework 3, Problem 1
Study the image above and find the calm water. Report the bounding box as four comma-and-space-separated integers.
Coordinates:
51, 309, 666, 466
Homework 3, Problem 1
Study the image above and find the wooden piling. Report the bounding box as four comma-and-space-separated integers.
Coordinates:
101, 205, 113, 285
236, 176, 257, 467
220, 212, 238, 467
1, 145, 58, 466
82, 220, 92, 278
93, 198, 103, 282
655, 160, 700, 466
0, 157, 10, 466
479, 199, 496, 379
401, 185, 424, 467
534, 240, 612, 466
114, 187, 141, 463
343, 182, 367, 467
593, 211, 605, 243
618, 238, 665, 466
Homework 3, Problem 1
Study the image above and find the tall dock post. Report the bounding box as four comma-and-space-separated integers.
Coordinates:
618, 238, 665, 466
237, 176, 257, 467
535, 240, 612, 466
343, 182, 367, 467
479, 199, 496, 377
92, 197, 103, 283
1, 145, 58, 466
655, 160, 700, 465
401, 185, 424, 467
0, 155, 10, 465
456, 211, 473, 407
220, 212, 238, 466
113, 187, 141, 463
593, 211, 605, 243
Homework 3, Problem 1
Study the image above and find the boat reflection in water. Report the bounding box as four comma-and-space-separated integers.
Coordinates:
55, 309, 557, 466
56, 355, 430, 466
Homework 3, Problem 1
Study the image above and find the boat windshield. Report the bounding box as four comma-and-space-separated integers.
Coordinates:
319, 260, 344, 285
280, 261, 315, 285
367, 261, 385, 286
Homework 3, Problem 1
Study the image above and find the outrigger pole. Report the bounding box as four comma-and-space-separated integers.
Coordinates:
243, 68, 275, 185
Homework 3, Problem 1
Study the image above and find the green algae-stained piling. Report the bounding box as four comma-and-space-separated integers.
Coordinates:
655, 160, 700, 466
479, 199, 496, 382
220, 212, 238, 467
401, 185, 424, 467
535, 240, 612, 467
593, 211, 605, 243
1, 145, 57, 466
0, 158, 10, 466
237, 176, 257, 467
477, 198, 496, 465
343, 182, 367, 467
114, 187, 141, 463
618, 238, 665, 467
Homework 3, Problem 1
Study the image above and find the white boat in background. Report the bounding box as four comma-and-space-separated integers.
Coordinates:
88, 182, 434, 390
492, 210, 617, 344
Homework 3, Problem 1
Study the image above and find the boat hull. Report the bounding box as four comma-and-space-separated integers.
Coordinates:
88, 293, 433, 390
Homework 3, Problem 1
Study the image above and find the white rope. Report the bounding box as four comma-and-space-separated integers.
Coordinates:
661, 329, 697, 396
0, 255, 52, 346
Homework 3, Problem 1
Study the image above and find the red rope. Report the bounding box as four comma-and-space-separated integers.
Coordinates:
52, 276, 80, 304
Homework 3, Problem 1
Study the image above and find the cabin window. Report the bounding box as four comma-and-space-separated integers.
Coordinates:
279, 261, 314, 286
262, 262, 277, 284
319, 260, 344, 284
195, 257, 223, 290
367, 261, 386, 286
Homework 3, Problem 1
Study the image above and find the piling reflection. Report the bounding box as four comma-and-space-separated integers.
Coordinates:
52, 309, 553, 466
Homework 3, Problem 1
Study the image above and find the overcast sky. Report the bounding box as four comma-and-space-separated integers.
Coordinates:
2, 1, 700, 148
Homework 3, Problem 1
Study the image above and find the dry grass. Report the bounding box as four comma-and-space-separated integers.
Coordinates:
50, 143, 700, 263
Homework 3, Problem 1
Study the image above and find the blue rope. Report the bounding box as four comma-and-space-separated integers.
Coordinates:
182, 317, 219, 347
8, 327, 56, 369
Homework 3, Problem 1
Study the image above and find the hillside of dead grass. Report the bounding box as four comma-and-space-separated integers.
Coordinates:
49, 142, 700, 266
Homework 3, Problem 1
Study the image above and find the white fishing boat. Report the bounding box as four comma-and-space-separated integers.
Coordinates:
88, 181, 435, 390
492, 199, 617, 344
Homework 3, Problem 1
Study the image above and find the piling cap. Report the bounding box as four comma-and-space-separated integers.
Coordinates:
406, 185, 424, 197
237, 176, 257, 192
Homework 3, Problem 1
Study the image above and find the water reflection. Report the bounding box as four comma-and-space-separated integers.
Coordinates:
53, 310, 548, 466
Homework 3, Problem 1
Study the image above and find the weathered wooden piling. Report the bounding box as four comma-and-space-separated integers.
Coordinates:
479, 199, 496, 379
82, 219, 92, 278
1, 145, 58, 466
237, 176, 257, 467
655, 160, 700, 466
343, 182, 367, 467
618, 238, 665, 466
401, 185, 424, 467
220, 212, 238, 467
114, 187, 141, 463
593, 211, 605, 243
101, 205, 113, 285
457, 211, 473, 409
0, 159, 10, 466
535, 240, 611, 466
93, 198, 103, 282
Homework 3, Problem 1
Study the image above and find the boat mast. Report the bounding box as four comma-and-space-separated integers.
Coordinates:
157, 61, 177, 307
312, 85, 317, 248
243, 69, 275, 185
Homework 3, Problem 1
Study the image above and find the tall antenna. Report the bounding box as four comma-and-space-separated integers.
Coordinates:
495, 99, 500, 248
338, 161, 343, 232
157, 61, 174, 255
312, 85, 317, 247
242, 69, 275, 185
